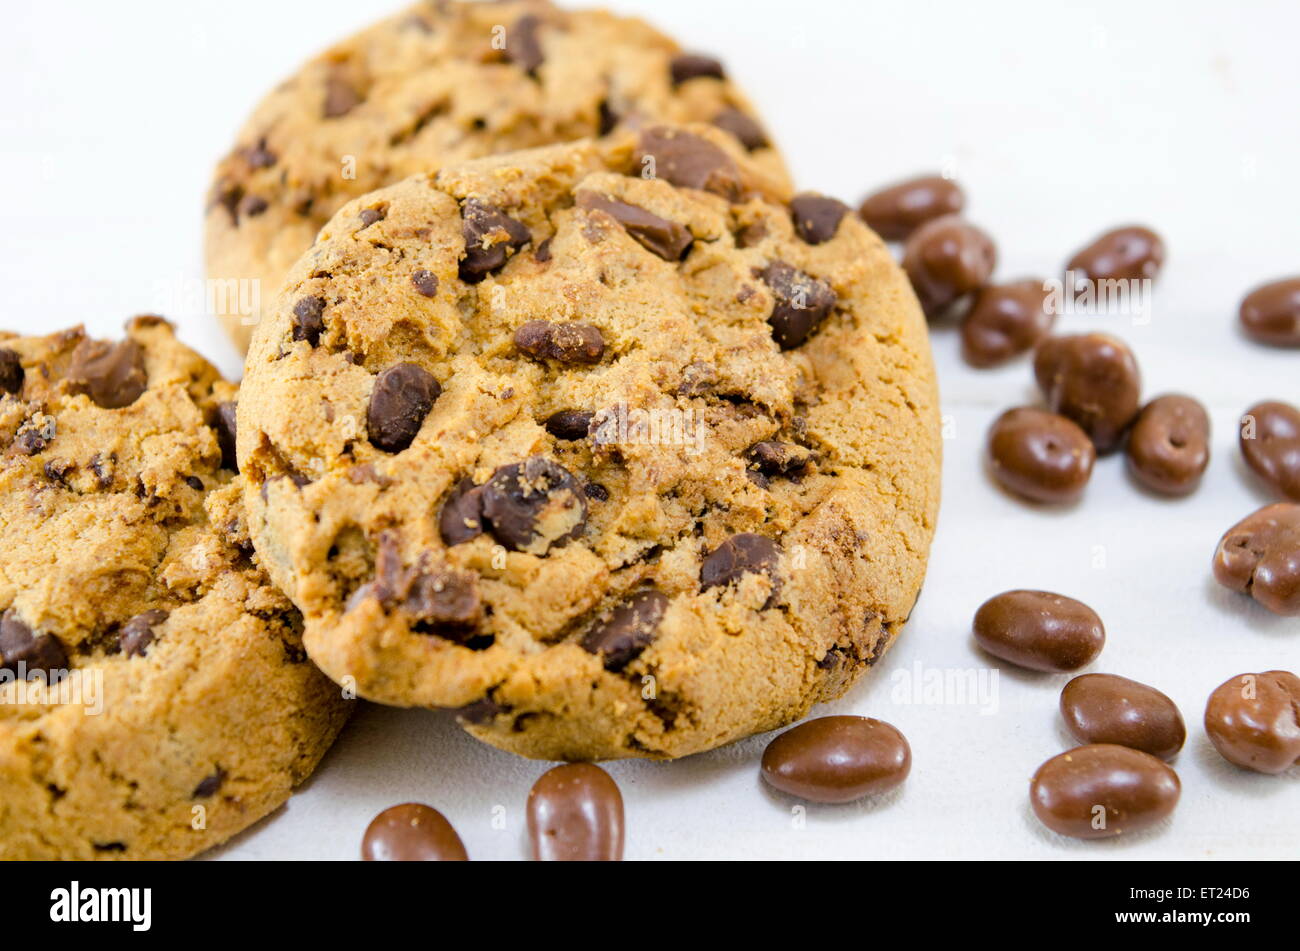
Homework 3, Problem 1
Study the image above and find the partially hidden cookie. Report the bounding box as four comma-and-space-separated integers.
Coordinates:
237, 127, 940, 761
0, 317, 350, 859
206, 0, 790, 353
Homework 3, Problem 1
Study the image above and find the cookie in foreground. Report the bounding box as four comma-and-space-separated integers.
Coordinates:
238, 126, 940, 761
0, 317, 350, 859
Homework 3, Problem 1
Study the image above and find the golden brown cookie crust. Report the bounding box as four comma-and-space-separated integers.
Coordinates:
206, 0, 790, 353
238, 129, 939, 761
0, 319, 349, 859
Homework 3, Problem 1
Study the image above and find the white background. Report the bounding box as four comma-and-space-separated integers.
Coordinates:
1, 0, 1296, 860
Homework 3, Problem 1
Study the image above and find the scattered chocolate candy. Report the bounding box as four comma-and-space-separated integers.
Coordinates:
1030, 744, 1179, 840
1204, 670, 1300, 774
367, 362, 441, 453
960, 279, 1053, 368
1211, 503, 1300, 615
859, 174, 964, 242
987, 407, 1095, 504
1125, 394, 1210, 496
527, 763, 624, 861
761, 716, 911, 803
1066, 225, 1164, 288
1033, 333, 1141, 453
1239, 399, 1300, 501
901, 215, 997, 317
1060, 674, 1186, 760
973, 590, 1105, 672
361, 803, 468, 861
1238, 277, 1300, 347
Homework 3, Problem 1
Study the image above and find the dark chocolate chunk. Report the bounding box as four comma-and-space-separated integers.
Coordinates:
66, 338, 147, 409
514, 320, 605, 364
636, 128, 744, 202
119, 609, 168, 658
480, 457, 587, 555
576, 191, 692, 261
367, 363, 441, 453
505, 14, 544, 74
712, 108, 769, 151
215, 401, 238, 472
581, 589, 669, 671
670, 53, 725, 85
0, 348, 22, 395
292, 296, 326, 346
545, 410, 594, 440
700, 533, 781, 597
758, 260, 837, 349
459, 199, 531, 283
411, 269, 439, 298
0, 610, 68, 677
790, 193, 851, 245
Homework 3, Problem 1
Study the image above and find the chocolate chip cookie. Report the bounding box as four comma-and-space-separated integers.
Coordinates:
237, 127, 940, 761
206, 0, 789, 353
0, 317, 350, 859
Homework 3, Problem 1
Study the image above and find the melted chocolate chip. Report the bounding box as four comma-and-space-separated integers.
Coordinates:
323, 75, 362, 118
700, 533, 781, 599
438, 478, 487, 545
581, 589, 669, 671
119, 609, 168, 658
459, 199, 531, 283
367, 363, 441, 453
758, 260, 837, 349
576, 191, 692, 261
480, 457, 588, 555
790, 193, 851, 245
66, 338, 147, 409
514, 320, 605, 364
192, 767, 226, 799
545, 410, 594, 440
748, 441, 814, 479
505, 14, 544, 74
636, 128, 744, 202
291, 296, 326, 346
670, 53, 725, 84
0, 348, 24, 395
0, 610, 68, 677
411, 269, 439, 298
215, 401, 238, 472
358, 206, 386, 228
712, 108, 769, 151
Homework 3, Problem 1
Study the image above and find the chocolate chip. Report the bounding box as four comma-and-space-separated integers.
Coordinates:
323, 75, 362, 118
534, 237, 553, 263
0, 610, 68, 677
119, 608, 168, 658
292, 296, 326, 346
790, 193, 851, 245
184, 475, 204, 491
192, 767, 226, 799
14, 416, 55, 455
700, 533, 780, 597
403, 568, 483, 636
453, 698, 507, 724
545, 410, 594, 440
0, 348, 22, 395
597, 100, 619, 136
367, 363, 441, 453
358, 206, 386, 228
66, 338, 147, 409
242, 139, 276, 169
669, 53, 725, 84
215, 401, 238, 472
758, 260, 837, 349
635, 128, 744, 202
584, 482, 609, 502
239, 194, 268, 218
411, 269, 439, 297
712, 108, 769, 151
459, 199, 530, 283
576, 190, 693, 261
480, 457, 587, 555
748, 441, 813, 479
514, 320, 605, 364
505, 14, 544, 74
581, 589, 669, 671
439, 478, 487, 545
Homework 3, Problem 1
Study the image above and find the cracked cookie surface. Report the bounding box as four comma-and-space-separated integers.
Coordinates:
238, 128, 940, 761
0, 318, 350, 859
206, 0, 789, 353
